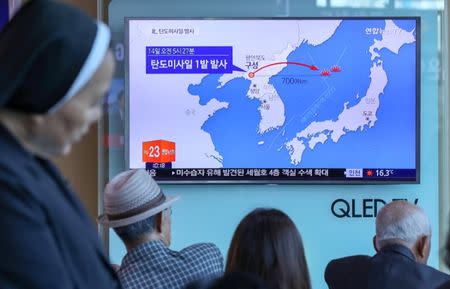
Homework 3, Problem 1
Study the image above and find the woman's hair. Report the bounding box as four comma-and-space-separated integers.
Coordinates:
226, 208, 311, 289
186, 272, 269, 289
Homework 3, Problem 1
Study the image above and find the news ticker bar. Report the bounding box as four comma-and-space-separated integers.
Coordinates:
144, 167, 416, 181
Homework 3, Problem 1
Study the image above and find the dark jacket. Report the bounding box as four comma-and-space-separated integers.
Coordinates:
438, 282, 450, 289
325, 244, 450, 289
0, 125, 120, 289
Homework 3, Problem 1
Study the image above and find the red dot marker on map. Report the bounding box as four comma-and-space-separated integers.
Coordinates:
248, 72, 255, 78
331, 65, 342, 72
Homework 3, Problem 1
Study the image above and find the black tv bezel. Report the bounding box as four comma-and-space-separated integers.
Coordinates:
124, 17, 420, 185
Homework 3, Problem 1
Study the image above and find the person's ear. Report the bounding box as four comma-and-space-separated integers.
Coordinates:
155, 212, 163, 233
373, 236, 379, 252
416, 235, 430, 264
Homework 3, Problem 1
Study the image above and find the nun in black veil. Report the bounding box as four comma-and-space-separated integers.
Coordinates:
0, 1, 120, 288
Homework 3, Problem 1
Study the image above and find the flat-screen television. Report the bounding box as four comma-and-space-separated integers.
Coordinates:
126, 17, 419, 183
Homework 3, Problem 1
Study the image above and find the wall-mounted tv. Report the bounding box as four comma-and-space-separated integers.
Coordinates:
126, 17, 419, 183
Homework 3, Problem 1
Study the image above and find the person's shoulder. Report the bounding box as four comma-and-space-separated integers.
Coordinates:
325, 255, 371, 289
181, 243, 223, 263
418, 262, 450, 284
419, 265, 450, 289
437, 281, 450, 289
325, 255, 371, 278
327, 255, 371, 269
182, 243, 222, 256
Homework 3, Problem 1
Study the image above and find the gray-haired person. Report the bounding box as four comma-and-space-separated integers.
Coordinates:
325, 200, 450, 289
99, 169, 223, 289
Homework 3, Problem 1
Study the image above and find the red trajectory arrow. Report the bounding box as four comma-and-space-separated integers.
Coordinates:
248, 61, 318, 78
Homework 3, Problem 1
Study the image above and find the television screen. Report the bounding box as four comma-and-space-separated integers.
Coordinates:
126, 18, 419, 183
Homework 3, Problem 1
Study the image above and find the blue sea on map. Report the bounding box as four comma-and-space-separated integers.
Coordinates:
188, 19, 416, 168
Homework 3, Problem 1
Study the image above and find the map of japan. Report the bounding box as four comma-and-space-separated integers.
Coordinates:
128, 19, 417, 170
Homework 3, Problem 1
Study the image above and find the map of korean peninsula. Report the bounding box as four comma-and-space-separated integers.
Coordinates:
130, 19, 417, 170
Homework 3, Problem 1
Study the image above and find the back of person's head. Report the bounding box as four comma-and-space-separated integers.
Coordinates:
226, 208, 311, 289
186, 273, 269, 289
375, 200, 431, 263
98, 169, 179, 250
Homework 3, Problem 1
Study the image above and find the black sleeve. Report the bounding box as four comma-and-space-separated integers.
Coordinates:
324, 259, 336, 289
437, 281, 450, 289
0, 183, 72, 289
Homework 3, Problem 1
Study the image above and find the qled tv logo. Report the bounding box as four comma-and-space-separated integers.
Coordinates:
331, 198, 419, 218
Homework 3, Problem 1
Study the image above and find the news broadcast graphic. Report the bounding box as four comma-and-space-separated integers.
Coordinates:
127, 18, 419, 183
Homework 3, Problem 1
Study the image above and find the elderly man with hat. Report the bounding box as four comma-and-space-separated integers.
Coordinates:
99, 169, 223, 289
